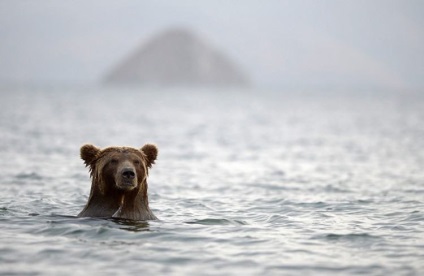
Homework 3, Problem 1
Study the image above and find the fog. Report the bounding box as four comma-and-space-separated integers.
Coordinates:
1, 2, 424, 275
0, 1, 423, 90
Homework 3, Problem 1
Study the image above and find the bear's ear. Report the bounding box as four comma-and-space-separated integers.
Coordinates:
80, 144, 101, 166
141, 144, 158, 168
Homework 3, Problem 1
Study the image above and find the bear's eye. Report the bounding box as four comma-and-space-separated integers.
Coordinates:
110, 159, 118, 165
134, 160, 141, 165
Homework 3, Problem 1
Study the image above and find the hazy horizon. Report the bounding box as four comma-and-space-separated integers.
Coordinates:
1, 1, 423, 90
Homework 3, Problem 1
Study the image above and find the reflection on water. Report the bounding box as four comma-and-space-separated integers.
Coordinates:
186, 218, 248, 225
0, 87, 423, 275
111, 218, 151, 232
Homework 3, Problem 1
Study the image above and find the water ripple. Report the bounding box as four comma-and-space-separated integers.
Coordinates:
0, 88, 423, 275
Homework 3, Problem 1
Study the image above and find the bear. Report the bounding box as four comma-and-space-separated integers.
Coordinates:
78, 143, 158, 220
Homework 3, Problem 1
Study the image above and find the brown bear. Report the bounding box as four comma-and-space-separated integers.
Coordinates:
78, 143, 158, 220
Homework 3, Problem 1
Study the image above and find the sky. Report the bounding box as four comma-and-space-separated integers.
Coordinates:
0, 1, 423, 90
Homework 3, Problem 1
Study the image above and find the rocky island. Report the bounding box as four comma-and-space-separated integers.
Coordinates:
103, 28, 249, 87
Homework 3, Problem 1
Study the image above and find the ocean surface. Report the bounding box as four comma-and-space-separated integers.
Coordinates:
0, 87, 423, 275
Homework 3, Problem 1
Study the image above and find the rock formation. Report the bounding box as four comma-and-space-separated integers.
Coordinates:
103, 28, 249, 87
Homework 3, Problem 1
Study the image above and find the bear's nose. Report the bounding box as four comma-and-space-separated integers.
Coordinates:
122, 169, 136, 179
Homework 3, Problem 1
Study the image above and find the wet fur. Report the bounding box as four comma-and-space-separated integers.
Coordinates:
78, 144, 158, 220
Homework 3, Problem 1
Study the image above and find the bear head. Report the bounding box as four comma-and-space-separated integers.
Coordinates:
80, 144, 158, 195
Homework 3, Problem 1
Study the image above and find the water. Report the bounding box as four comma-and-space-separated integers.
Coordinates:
0, 87, 423, 275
